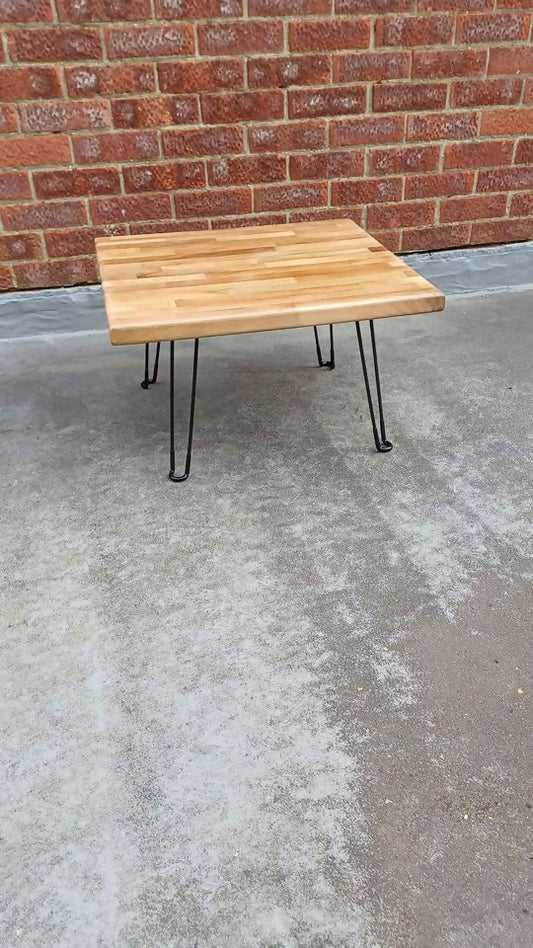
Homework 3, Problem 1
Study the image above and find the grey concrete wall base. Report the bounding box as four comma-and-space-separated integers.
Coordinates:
1, 240, 532, 341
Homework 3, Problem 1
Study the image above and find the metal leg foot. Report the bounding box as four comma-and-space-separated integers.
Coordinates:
355, 320, 393, 453
169, 339, 199, 483
313, 324, 335, 370
141, 342, 161, 389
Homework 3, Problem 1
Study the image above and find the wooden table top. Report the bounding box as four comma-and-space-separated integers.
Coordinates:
96, 219, 444, 346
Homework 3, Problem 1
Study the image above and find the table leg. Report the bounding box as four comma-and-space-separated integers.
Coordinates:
313, 324, 335, 370
140, 342, 161, 389
355, 320, 393, 454
169, 339, 200, 483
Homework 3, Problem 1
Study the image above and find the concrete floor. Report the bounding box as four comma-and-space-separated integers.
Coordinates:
1, 289, 532, 947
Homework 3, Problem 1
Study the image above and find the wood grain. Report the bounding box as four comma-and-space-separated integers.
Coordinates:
96, 219, 445, 345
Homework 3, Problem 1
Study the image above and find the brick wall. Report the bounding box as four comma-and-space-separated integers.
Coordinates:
1, 1, 532, 292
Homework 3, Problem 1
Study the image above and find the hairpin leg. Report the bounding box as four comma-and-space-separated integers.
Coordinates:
355, 320, 393, 453
141, 342, 161, 389
169, 339, 199, 483
313, 324, 335, 369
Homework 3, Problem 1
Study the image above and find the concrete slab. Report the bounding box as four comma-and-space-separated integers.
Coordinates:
1, 289, 532, 947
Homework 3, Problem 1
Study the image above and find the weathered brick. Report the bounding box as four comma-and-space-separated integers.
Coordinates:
0, 0, 52, 22
330, 115, 405, 146
515, 138, 533, 164
444, 139, 515, 169
14, 258, 97, 290
202, 91, 284, 125
131, 220, 209, 235
0, 66, 62, 100
176, 188, 251, 218
337, 0, 414, 10
254, 183, 328, 212
290, 151, 364, 180
198, 22, 283, 55
251, 0, 330, 11
369, 145, 441, 175
488, 46, 533, 76
2, 200, 87, 232
456, 13, 530, 44
412, 49, 487, 80
370, 230, 402, 253
106, 25, 194, 60
376, 15, 453, 47
290, 207, 364, 224
0, 266, 14, 292
66, 64, 156, 97
249, 56, 330, 89
289, 19, 371, 52
408, 112, 479, 142
402, 224, 470, 252
331, 178, 403, 205
156, 0, 242, 15
0, 171, 31, 200
524, 79, 533, 103
33, 167, 121, 199
510, 193, 533, 217
0, 134, 71, 167
8, 28, 102, 62
367, 201, 435, 230
91, 194, 172, 225
451, 78, 523, 108
289, 86, 365, 119
248, 121, 327, 153
334, 51, 410, 83
74, 130, 159, 164
211, 214, 286, 229
159, 59, 243, 94
163, 125, 244, 157
440, 194, 507, 223
123, 161, 206, 192
470, 219, 533, 245
405, 170, 475, 199
112, 96, 199, 129
57, 0, 151, 19
481, 108, 533, 136
0, 234, 43, 261
0, 105, 18, 133
373, 82, 447, 113
46, 225, 126, 257
19, 99, 111, 133
477, 165, 533, 192
208, 155, 286, 186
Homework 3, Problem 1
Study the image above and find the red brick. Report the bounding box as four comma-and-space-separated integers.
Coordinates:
334, 51, 409, 83
2, 201, 87, 232
131, 220, 209, 234
331, 178, 403, 204
488, 46, 533, 76
515, 138, 533, 164
290, 207, 364, 224
290, 151, 364, 180
0, 105, 18, 133
367, 200, 435, 230
369, 145, 440, 176
444, 139, 515, 169
402, 224, 470, 252
202, 91, 284, 124
289, 19, 370, 52
248, 121, 327, 153
451, 78, 523, 108
163, 125, 244, 157
14, 258, 97, 290
106, 25, 194, 59
112, 96, 199, 129
330, 115, 404, 146
373, 82, 447, 113
251, 0, 330, 11
418, 0, 492, 7
176, 188, 251, 218
405, 170, 475, 199
254, 183, 327, 212
208, 155, 286, 186
91, 194, 172, 225
412, 49, 487, 80
440, 195, 507, 223
159, 59, 243, 94
456, 13, 530, 44
408, 112, 479, 142
0, 234, 43, 261
198, 22, 283, 55
0, 66, 61, 100
376, 15, 453, 47
525, 79, 533, 103
0, 266, 14, 291
211, 214, 286, 229
369, 230, 402, 253
45, 225, 126, 257
289, 86, 365, 119
497, 0, 533, 7
0, 0, 52, 21
156, 0, 242, 14
19, 99, 111, 133
477, 165, 533, 192
73, 130, 159, 164
0, 134, 71, 167
336, 0, 414, 10
66, 64, 155, 97
57, 0, 151, 19
123, 161, 206, 192
481, 108, 533, 136
33, 167, 121, 199
510, 193, 533, 217
0, 171, 31, 200
8, 28, 101, 62
249, 55, 330, 89
470, 219, 532, 245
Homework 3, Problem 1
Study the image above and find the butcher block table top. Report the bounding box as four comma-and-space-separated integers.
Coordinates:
96, 219, 445, 346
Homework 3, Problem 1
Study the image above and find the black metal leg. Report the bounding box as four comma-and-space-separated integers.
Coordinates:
355, 320, 393, 453
169, 339, 199, 483
313, 324, 335, 369
141, 342, 161, 389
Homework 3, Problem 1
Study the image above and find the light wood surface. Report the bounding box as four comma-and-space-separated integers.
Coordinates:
96, 219, 445, 345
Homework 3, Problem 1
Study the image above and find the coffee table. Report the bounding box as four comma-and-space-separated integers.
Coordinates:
96, 219, 444, 482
